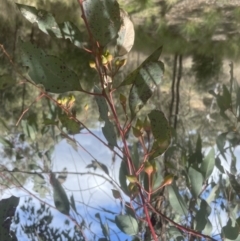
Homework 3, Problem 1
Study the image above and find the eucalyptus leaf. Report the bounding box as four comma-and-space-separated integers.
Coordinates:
188, 167, 203, 198
83, 0, 121, 46
167, 181, 187, 216
59, 113, 81, 134
94, 86, 109, 122
216, 132, 227, 160
115, 9, 135, 56
16, 3, 83, 47
115, 214, 138, 235
0, 196, 19, 241
20, 41, 82, 93
206, 184, 219, 204
119, 160, 130, 196
120, 46, 163, 86
168, 226, 183, 239
202, 219, 212, 236
102, 120, 118, 148
70, 195, 78, 213
148, 110, 171, 159
195, 199, 211, 232
216, 85, 231, 112
200, 148, 215, 179
50, 173, 70, 215
129, 61, 164, 115
86, 160, 109, 175
222, 218, 239, 240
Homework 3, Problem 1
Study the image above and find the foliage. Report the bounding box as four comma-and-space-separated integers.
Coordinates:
1, 1, 240, 241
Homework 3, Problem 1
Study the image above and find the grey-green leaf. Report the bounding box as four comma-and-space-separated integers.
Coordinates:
120, 46, 163, 87
94, 86, 109, 122
148, 110, 171, 159
206, 184, 219, 204
167, 181, 187, 216
83, 0, 121, 46
0, 196, 19, 241
50, 173, 70, 215
216, 85, 231, 112
16, 4, 61, 36
115, 9, 135, 56
168, 226, 183, 239
70, 194, 78, 213
16, 4, 83, 47
222, 218, 239, 240
148, 110, 171, 142
195, 199, 211, 232
59, 113, 81, 134
129, 61, 164, 115
200, 148, 215, 179
216, 132, 227, 160
115, 214, 138, 235
188, 167, 203, 198
119, 160, 130, 196
102, 120, 118, 148
20, 41, 82, 93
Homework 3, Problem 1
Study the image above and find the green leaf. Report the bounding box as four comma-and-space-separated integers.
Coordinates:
115, 9, 135, 56
102, 120, 118, 148
148, 110, 171, 142
119, 160, 130, 196
125, 202, 136, 218
20, 41, 82, 93
17, 4, 83, 47
94, 88, 118, 147
131, 142, 140, 169
94, 86, 109, 122
188, 167, 203, 198
16, 4, 60, 36
202, 219, 212, 236
217, 85, 231, 112
152, 161, 164, 192
222, 218, 239, 240
200, 148, 215, 179
0, 74, 15, 89
206, 184, 219, 204
70, 194, 78, 213
86, 160, 109, 175
148, 110, 171, 159
216, 133, 227, 160
195, 199, 211, 232
50, 173, 70, 215
0, 196, 19, 241
167, 181, 187, 216
168, 226, 183, 239
57, 22, 84, 47
120, 46, 163, 86
115, 214, 138, 235
129, 61, 164, 115
215, 157, 224, 173
226, 235, 240, 241
83, 0, 121, 46
59, 113, 80, 134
